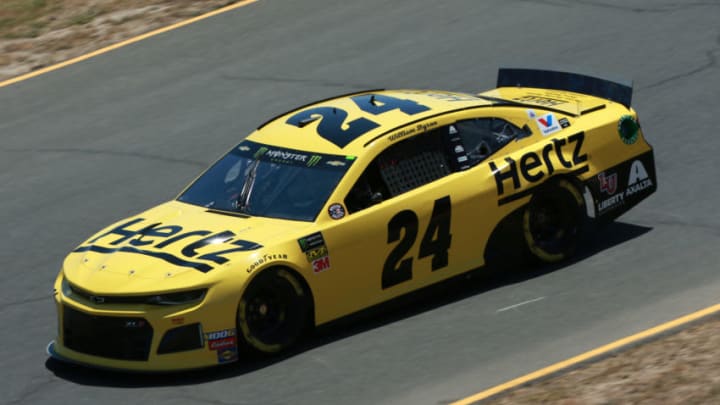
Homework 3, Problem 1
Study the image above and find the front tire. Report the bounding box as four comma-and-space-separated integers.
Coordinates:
523, 179, 585, 263
237, 268, 310, 354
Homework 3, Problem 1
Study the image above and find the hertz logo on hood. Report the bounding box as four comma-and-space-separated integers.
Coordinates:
73, 218, 262, 273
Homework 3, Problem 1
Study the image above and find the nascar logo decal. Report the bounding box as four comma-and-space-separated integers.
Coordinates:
74, 218, 263, 273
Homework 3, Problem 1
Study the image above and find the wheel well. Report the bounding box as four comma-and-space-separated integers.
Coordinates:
483, 174, 587, 269
243, 266, 316, 327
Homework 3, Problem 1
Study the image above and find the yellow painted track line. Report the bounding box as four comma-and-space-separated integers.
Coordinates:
452, 302, 720, 405
0, 0, 259, 89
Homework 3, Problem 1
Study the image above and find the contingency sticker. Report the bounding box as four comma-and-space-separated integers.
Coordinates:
298, 232, 331, 273
534, 113, 562, 136
206, 329, 238, 363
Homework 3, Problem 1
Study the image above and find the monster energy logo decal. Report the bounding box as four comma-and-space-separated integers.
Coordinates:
253, 147, 269, 159
307, 155, 321, 167
234, 140, 356, 172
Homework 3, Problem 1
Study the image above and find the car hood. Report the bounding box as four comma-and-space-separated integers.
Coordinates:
63, 200, 312, 294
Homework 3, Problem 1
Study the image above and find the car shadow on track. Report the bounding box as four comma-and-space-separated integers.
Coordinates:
45, 220, 652, 387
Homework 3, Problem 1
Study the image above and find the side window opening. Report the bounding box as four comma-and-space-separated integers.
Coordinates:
377, 130, 451, 196
344, 163, 389, 213
453, 118, 524, 167
343, 118, 524, 214
345, 128, 452, 213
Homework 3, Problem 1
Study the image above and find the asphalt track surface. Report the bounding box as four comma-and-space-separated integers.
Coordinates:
1, 0, 719, 404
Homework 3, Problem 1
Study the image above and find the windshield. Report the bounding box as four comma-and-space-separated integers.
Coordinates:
178, 140, 355, 221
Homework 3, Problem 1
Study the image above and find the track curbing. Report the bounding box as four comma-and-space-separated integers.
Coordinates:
451, 302, 720, 404
0, 0, 259, 89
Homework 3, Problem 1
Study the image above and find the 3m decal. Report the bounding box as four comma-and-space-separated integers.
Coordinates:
75, 219, 262, 273
535, 113, 562, 136
626, 160, 653, 195
312, 256, 331, 273
286, 94, 430, 148
618, 115, 639, 145
382, 196, 452, 289
598, 172, 618, 195
488, 132, 588, 204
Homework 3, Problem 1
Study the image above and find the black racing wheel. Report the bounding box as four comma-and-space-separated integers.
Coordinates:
523, 179, 585, 263
237, 268, 310, 353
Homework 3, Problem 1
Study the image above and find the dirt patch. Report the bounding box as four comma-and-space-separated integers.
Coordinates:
485, 316, 720, 404
0, 0, 240, 81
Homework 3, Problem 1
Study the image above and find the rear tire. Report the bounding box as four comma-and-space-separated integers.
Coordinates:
523, 179, 585, 263
237, 268, 310, 354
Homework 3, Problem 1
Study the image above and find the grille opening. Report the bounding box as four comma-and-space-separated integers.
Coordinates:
63, 306, 153, 361
157, 323, 203, 354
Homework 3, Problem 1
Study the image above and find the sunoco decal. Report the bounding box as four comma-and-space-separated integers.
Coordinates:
74, 219, 262, 273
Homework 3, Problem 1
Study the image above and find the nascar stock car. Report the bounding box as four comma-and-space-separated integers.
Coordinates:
49, 68, 656, 371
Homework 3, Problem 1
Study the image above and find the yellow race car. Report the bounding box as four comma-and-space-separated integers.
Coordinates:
48, 68, 656, 371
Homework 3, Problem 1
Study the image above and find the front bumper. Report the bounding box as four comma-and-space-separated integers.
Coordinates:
50, 279, 240, 371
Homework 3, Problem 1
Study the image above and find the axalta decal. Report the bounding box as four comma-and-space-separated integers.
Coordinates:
488, 132, 588, 205
73, 218, 263, 273
593, 153, 656, 216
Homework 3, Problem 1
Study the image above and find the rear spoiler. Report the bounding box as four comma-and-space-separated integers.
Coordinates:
497, 68, 633, 108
